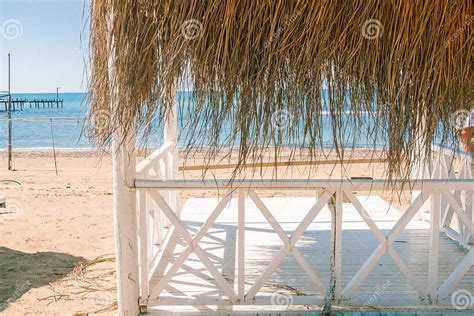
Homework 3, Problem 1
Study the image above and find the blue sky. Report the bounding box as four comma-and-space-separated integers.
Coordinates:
0, 0, 89, 93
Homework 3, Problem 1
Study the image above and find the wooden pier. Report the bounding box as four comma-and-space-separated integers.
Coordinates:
0, 98, 63, 111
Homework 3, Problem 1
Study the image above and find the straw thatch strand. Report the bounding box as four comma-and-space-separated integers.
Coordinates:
88, 0, 473, 182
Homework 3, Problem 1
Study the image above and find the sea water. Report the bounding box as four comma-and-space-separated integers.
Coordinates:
0, 93, 88, 149
0, 92, 451, 151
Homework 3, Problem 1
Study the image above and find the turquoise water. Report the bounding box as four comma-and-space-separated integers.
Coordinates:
0, 92, 449, 150
0, 93, 88, 149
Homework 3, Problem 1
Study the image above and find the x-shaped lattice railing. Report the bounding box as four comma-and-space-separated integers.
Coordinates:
438, 191, 474, 297
342, 189, 474, 301
245, 190, 331, 298
144, 186, 474, 304
342, 190, 431, 298
147, 189, 332, 302
148, 191, 238, 301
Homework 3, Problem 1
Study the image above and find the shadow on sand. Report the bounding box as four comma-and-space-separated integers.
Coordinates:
0, 246, 82, 311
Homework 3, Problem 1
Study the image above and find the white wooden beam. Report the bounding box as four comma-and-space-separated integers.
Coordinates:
134, 178, 474, 191
138, 191, 148, 299
147, 226, 176, 280
411, 126, 431, 217
438, 249, 474, 296
135, 141, 174, 176
427, 192, 440, 299
387, 247, 424, 296
465, 190, 473, 245
342, 243, 386, 299
334, 190, 343, 300
238, 190, 245, 300
106, 4, 140, 311
163, 85, 177, 145
149, 189, 163, 247
443, 191, 474, 235
344, 190, 385, 242
387, 191, 431, 243
149, 294, 325, 306
112, 131, 140, 315
163, 85, 180, 220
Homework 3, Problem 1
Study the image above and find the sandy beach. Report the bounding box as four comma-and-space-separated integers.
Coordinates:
1, 151, 116, 315
0, 149, 411, 315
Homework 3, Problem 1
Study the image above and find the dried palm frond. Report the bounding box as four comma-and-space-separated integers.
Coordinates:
87, 0, 473, 182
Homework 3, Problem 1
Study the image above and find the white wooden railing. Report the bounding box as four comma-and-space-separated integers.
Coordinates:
134, 143, 474, 309
415, 146, 473, 247
135, 141, 179, 301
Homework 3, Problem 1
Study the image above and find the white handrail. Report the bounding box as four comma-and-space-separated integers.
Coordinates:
433, 143, 473, 160
136, 141, 175, 176
134, 178, 473, 190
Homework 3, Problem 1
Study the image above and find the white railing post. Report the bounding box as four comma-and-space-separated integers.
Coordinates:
329, 190, 342, 302
411, 122, 431, 219
164, 85, 179, 222
149, 164, 163, 248
462, 154, 474, 245
465, 189, 473, 245
439, 152, 454, 226
167, 149, 180, 217
238, 190, 245, 301
150, 194, 163, 248
334, 190, 342, 300
138, 190, 149, 299
427, 191, 440, 300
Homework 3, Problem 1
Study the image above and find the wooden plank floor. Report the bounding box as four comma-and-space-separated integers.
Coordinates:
147, 195, 474, 312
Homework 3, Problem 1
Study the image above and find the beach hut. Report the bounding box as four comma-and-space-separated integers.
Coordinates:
87, 1, 473, 314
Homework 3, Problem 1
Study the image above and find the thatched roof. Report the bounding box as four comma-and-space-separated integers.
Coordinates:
88, 0, 473, 180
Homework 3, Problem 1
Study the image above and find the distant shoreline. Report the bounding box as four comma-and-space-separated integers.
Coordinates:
6, 92, 86, 95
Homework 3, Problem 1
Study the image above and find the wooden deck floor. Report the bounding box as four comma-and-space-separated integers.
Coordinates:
147, 195, 474, 312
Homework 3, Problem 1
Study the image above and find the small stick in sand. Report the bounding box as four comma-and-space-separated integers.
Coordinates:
50, 118, 58, 175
